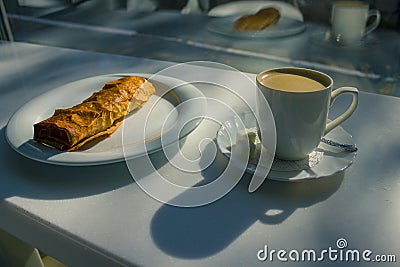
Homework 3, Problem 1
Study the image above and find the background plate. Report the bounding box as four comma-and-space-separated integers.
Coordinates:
207, 15, 305, 38
208, 0, 303, 21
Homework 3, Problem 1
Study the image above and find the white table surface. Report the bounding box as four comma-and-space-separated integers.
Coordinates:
0, 41, 399, 266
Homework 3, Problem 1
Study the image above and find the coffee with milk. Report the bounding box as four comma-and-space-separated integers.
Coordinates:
258, 72, 326, 92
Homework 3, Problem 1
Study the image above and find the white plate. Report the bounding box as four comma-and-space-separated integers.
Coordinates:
207, 15, 305, 39
217, 113, 357, 182
6, 73, 207, 166
208, 0, 303, 21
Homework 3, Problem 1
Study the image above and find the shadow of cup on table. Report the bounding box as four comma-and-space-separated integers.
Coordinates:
150, 141, 344, 259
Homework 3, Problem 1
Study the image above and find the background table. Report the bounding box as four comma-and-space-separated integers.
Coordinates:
0, 41, 399, 266
7, 5, 400, 96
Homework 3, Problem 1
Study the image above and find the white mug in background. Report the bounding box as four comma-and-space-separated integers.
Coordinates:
256, 67, 358, 160
331, 1, 380, 46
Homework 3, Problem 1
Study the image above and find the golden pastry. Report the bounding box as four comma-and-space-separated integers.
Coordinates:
233, 7, 280, 32
33, 76, 156, 151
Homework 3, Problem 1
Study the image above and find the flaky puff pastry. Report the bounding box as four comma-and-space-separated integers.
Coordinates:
233, 7, 280, 32
34, 76, 156, 151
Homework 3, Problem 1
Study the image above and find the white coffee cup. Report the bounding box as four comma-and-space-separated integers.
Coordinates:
256, 67, 358, 160
331, 1, 380, 46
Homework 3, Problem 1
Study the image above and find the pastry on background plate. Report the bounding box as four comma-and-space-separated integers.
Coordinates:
233, 7, 280, 32
33, 76, 156, 151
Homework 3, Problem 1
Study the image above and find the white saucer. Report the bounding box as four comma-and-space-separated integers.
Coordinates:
216, 113, 357, 182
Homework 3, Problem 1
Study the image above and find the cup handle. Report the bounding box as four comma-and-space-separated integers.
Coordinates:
365, 9, 381, 36
325, 87, 358, 135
